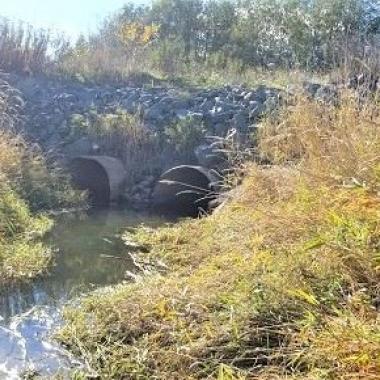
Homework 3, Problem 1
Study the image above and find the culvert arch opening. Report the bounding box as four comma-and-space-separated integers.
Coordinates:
152, 165, 217, 217
69, 156, 126, 207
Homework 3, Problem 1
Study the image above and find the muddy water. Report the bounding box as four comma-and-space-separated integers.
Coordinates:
0, 209, 165, 379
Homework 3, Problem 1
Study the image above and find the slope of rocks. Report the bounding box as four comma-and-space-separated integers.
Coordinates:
5, 73, 282, 156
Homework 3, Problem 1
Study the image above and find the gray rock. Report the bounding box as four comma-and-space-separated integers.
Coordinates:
265, 97, 279, 112
158, 96, 176, 105
213, 123, 230, 135
249, 101, 265, 120
5, 73, 288, 159
314, 85, 338, 104
172, 99, 190, 109
254, 85, 270, 103
303, 81, 322, 97
232, 110, 249, 132
144, 103, 167, 121
207, 110, 233, 125
199, 99, 214, 112
244, 91, 255, 101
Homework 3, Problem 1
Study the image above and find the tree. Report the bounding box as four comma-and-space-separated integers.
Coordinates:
149, 0, 204, 61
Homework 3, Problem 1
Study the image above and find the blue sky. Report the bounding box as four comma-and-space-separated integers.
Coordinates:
0, 0, 146, 39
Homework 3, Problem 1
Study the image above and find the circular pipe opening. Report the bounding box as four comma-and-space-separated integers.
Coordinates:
152, 165, 217, 217
69, 156, 126, 207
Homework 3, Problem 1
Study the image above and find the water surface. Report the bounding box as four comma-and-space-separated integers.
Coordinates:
0, 209, 165, 379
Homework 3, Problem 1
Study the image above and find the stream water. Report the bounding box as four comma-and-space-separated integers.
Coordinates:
0, 209, 165, 379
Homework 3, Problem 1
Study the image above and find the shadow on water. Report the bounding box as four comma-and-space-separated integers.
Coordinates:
0, 208, 166, 379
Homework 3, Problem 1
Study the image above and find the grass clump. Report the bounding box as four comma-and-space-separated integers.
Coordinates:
57, 94, 379, 379
164, 116, 206, 156
69, 109, 207, 185
0, 184, 53, 285
0, 130, 76, 285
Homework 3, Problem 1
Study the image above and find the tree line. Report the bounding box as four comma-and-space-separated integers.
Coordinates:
90, 0, 380, 71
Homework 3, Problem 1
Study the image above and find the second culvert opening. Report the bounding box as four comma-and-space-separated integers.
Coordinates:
151, 165, 217, 217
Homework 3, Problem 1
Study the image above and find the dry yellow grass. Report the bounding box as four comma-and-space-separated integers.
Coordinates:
259, 91, 380, 191
58, 93, 380, 379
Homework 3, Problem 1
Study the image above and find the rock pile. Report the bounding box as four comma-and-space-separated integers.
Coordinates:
6, 74, 282, 155
3, 72, 378, 210
5, 73, 378, 160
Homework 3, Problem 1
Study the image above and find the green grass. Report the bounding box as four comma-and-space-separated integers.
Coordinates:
0, 183, 54, 285
57, 94, 380, 379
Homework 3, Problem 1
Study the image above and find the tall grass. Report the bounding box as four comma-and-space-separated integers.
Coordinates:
57, 43, 150, 84
58, 94, 380, 379
57, 41, 328, 88
0, 130, 52, 285
259, 91, 380, 191
0, 18, 48, 73
0, 75, 23, 131
0, 18, 69, 74
0, 131, 84, 284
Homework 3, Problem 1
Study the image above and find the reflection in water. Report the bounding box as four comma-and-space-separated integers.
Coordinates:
0, 208, 165, 379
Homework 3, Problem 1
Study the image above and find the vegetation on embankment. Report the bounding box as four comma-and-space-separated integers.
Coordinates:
57, 93, 380, 379
0, 131, 85, 286
0, 83, 85, 286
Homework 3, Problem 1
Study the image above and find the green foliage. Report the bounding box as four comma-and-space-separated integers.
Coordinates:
53, 0, 379, 85
70, 108, 171, 183
113, 0, 380, 70
18, 155, 86, 212
0, 183, 41, 238
1, 0, 379, 81
164, 116, 205, 154
0, 182, 53, 285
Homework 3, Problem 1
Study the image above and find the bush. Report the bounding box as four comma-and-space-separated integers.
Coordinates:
50, 0, 379, 86
164, 116, 205, 156
259, 91, 380, 191
0, 180, 53, 285
70, 109, 169, 183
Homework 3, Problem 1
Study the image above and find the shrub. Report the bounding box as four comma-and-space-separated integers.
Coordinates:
164, 116, 206, 156
0, 179, 53, 285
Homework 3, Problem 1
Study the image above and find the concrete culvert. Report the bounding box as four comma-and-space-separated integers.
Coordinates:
69, 156, 126, 206
152, 165, 217, 217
